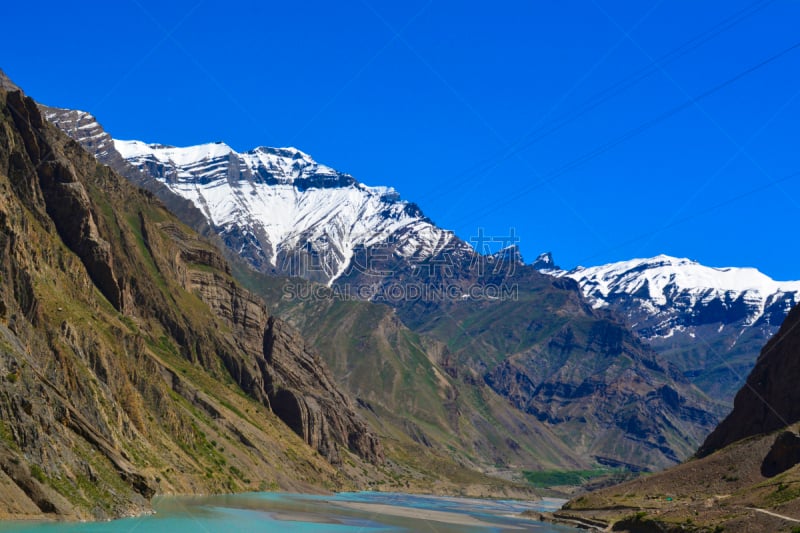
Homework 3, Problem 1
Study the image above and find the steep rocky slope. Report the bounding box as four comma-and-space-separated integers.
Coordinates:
550, 424, 800, 532
244, 271, 588, 477
551, 255, 800, 403
0, 85, 385, 519
549, 302, 800, 532
0, 70, 19, 92
38, 105, 213, 235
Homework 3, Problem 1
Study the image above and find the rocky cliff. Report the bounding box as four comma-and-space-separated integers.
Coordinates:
697, 302, 800, 457
0, 84, 381, 519
150, 221, 382, 465
0, 69, 18, 92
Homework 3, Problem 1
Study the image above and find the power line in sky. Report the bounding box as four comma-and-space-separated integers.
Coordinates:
452, 35, 800, 227
417, 0, 776, 204
575, 168, 800, 266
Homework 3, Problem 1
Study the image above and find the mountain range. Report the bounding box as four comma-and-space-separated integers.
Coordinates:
40, 102, 737, 473
42, 102, 800, 411
6, 65, 591, 511
39, 107, 455, 286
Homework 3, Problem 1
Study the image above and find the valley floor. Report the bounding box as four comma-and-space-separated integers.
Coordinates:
543, 423, 800, 532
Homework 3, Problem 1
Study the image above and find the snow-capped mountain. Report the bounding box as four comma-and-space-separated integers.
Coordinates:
112, 140, 453, 284
558, 255, 800, 329
41, 103, 796, 407
38, 103, 456, 286
547, 255, 800, 402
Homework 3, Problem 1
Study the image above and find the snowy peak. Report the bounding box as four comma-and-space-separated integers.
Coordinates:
547, 254, 800, 402
532, 251, 559, 271
42, 106, 115, 159
111, 137, 452, 283
249, 145, 322, 167
551, 254, 800, 336
113, 139, 342, 185
42, 106, 455, 285
488, 244, 525, 266
114, 139, 235, 166
563, 254, 800, 309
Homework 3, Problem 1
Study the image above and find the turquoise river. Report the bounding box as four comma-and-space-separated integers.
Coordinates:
0, 492, 581, 532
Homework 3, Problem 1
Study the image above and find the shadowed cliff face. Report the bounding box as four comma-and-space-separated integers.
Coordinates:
167, 231, 382, 464
0, 86, 381, 519
697, 303, 800, 458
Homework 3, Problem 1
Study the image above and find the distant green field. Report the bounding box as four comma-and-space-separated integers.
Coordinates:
522, 468, 612, 487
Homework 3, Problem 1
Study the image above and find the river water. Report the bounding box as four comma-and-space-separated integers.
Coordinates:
0, 491, 580, 532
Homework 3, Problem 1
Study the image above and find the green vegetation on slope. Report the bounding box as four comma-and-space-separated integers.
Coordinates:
523, 468, 618, 488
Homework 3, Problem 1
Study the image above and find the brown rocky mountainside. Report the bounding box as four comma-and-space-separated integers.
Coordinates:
0, 85, 383, 519
546, 302, 800, 532
252, 278, 591, 480
334, 249, 723, 472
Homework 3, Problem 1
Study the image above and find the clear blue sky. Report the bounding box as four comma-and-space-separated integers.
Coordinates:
4, 1, 800, 279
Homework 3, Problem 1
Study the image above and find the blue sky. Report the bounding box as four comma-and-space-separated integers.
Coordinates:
4, 1, 800, 279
